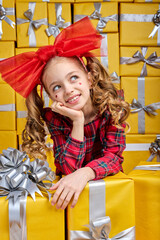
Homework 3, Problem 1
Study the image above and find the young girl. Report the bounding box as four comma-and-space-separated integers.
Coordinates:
0, 17, 130, 210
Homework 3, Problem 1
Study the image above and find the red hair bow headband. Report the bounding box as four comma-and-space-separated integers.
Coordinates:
0, 17, 102, 98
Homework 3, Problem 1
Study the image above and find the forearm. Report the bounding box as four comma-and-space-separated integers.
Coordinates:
71, 119, 84, 141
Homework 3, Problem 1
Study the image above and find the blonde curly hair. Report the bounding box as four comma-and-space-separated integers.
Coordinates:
22, 56, 130, 159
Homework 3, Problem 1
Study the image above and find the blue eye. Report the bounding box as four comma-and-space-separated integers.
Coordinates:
71, 75, 78, 81
53, 85, 61, 91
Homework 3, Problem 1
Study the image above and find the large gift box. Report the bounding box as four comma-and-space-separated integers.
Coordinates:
0, 84, 16, 131
67, 171, 135, 240
128, 162, 160, 240
0, 131, 17, 153
120, 47, 160, 77
74, 3, 118, 33
0, 42, 15, 83
16, 2, 48, 47
47, 3, 71, 45
122, 134, 159, 174
120, 3, 160, 46
0, 0, 16, 41
121, 76, 160, 134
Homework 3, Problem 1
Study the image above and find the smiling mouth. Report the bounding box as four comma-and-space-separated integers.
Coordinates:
66, 94, 81, 103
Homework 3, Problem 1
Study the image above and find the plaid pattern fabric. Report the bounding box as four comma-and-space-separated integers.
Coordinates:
43, 107, 126, 180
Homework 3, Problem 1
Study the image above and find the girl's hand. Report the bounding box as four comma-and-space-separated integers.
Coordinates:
50, 167, 95, 210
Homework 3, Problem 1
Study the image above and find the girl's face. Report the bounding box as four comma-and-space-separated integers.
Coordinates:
42, 57, 92, 112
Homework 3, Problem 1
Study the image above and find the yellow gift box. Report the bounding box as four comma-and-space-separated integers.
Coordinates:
0, 131, 17, 153
120, 47, 160, 77
120, 3, 160, 46
0, 0, 16, 41
67, 171, 135, 239
74, 3, 118, 33
0, 84, 16, 131
128, 161, 160, 240
121, 77, 160, 134
47, 3, 71, 45
0, 42, 15, 84
16, 2, 48, 47
122, 134, 158, 174
16, 0, 74, 2
134, 0, 160, 2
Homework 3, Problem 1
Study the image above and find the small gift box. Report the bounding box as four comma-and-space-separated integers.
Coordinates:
120, 47, 160, 77
67, 171, 135, 240
0, 42, 15, 83
121, 76, 160, 134
128, 161, 160, 240
120, 3, 160, 46
0, 131, 17, 153
0, 0, 16, 41
122, 134, 159, 174
74, 2, 118, 33
0, 84, 16, 130
0, 148, 64, 240
16, 2, 48, 47
47, 3, 71, 45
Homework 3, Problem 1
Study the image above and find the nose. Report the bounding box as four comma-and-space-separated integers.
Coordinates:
64, 83, 74, 95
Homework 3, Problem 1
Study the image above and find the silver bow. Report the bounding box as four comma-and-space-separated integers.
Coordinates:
85, 216, 135, 240
120, 47, 160, 77
149, 10, 160, 39
110, 72, 120, 84
0, 3, 15, 39
46, 3, 70, 38
130, 98, 160, 116
0, 148, 55, 240
147, 135, 160, 162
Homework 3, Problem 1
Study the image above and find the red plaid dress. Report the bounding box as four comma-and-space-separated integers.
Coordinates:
43, 108, 126, 180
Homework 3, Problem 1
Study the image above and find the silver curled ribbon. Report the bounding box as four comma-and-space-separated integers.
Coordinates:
0, 0, 15, 39
120, 47, 160, 77
16, 2, 48, 47
74, 3, 118, 32
46, 3, 71, 38
0, 147, 55, 240
149, 8, 160, 43
147, 135, 160, 162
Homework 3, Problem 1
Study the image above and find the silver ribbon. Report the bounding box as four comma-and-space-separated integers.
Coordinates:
0, 0, 15, 39
46, 3, 71, 38
148, 6, 160, 45
43, 88, 50, 107
70, 180, 135, 240
100, 33, 108, 68
147, 135, 160, 162
125, 143, 150, 152
16, 2, 48, 47
0, 104, 15, 111
0, 148, 55, 240
17, 111, 27, 119
134, 164, 160, 171
120, 47, 160, 77
110, 72, 120, 84
74, 3, 118, 32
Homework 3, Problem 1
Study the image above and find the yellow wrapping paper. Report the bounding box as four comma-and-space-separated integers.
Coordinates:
16, 2, 48, 47
121, 77, 160, 134
128, 161, 160, 240
0, 0, 16, 40
0, 84, 16, 130
122, 134, 158, 174
16, 0, 74, 2
75, 0, 133, 2
120, 47, 160, 77
135, 0, 160, 2
0, 177, 65, 240
0, 42, 15, 83
47, 3, 71, 45
67, 172, 135, 239
74, 3, 118, 33
0, 131, 17, 153
120, 3, 160, 46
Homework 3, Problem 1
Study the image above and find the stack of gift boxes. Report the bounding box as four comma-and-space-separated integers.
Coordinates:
0, 0, 160, 239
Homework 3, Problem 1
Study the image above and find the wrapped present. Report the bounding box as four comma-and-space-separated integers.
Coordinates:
16, 2, 48, 47
134, 0, 160, 3
46, 3, 71, 45
120, 3, 160, 46
0, 148, 64, 240
0, 84, 16, 130
67, 171, 135, 240
128, 161, 160, 240
0, 42, 15, 83
120, 47, 160, 77
0, 0, 16, 40
74, 3, 118, 33
0, 131, 17, 153
122, 134, 159, 174
121, 76, 160, 134
16, 0, 74, 2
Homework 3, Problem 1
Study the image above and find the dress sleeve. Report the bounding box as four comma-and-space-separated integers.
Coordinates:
85, 113, 126, 180
43, 108, 87, 175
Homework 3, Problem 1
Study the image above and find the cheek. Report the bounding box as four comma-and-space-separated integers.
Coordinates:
79, 82, 82, 85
